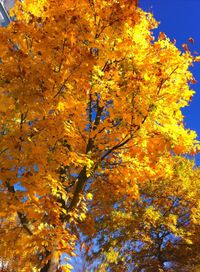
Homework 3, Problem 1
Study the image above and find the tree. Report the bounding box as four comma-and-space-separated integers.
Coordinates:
82, 157, 200, 271
0, 0, 199, 271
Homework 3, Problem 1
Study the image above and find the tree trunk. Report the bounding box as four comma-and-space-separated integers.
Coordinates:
47, 251, 60, 272
40, 261, 51, 272
40, 250, 60, 272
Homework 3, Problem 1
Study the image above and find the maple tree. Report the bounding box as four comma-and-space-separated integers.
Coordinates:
0, 0, 199, 271
82, 157, 200, 271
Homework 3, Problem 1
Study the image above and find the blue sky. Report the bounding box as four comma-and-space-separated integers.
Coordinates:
140, 0, 200, 139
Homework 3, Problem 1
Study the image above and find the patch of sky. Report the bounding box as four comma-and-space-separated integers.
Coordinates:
14, 182, 26, 192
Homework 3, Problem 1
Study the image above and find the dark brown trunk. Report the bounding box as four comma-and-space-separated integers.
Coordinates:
40, 261, 51, 272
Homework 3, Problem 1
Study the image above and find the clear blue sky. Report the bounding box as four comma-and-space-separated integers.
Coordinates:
140, 0, 200, 139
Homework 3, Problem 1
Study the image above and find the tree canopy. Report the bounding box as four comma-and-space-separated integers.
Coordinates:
82, 157, 200, 271
0, 0, 199, 271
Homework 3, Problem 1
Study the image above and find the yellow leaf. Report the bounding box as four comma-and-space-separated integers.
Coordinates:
86, 193, 93, 200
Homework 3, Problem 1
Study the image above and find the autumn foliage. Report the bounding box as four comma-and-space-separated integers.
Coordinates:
0, 0, 199, 271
